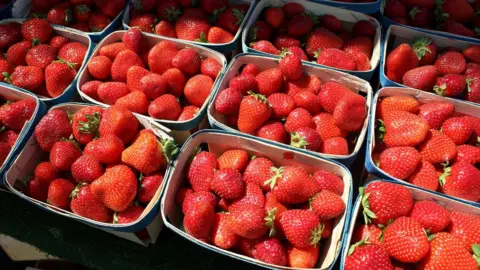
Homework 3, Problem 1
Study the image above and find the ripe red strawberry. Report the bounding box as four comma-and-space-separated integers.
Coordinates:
115, 91, 149, 114
265, 7, 284, 28
287, 14, 313, 38
312, 170, 344, 196
313, 113, 348, 141
255, 68, 283, 96
384, 0, 407, 18
344, 241, 393, 270
284, 74, 322, 96
97, 82, 129, 105
172, 48, 200, 76
333, 94, 366, 132
417, 102, 455, 129
210, 168, 245, 199
465, 63, 480, 76
280, 210, 322, 248
383, 111, 429, 147
290, 127, 322, 152
47, 7, 72, 26
126, 66, 150, 93
71, 106, 102, 146
237, 92, 271, 134
154, 20, 176, 38
73, 5, 90, 22
229, 182, 265, 211
441, 117, 473, 145
352, 20, 375, 38
217, 149, 249, 172
139, 73, 168, 100
25, 44, 57, 69
111, 50, 143, 82
182, 191, 216, 215
435, 50, 466, 75
187, 151, 217, 192
25, 178, 48, 202
462, 45, 480, 64
71, 22, 90, 32
351, 224, 384, 247
58, 42, 87, 71
402, 65, 438, 91
456, 144, 480, 164
184, 75, 213, 108
265, 93, 294, 120
279, 53, 302, 81
320, 14, 343, 33
467, 75, 480, 103
282, 2, 304, 18
248, 21, 273, 42
448, 211, 480, 252
383, 217, 430, 263
409, 200, 450, 233
183, 200, 215, 239
200, 57, 222, 80
243, 157, 274, 192
216, 5, 248, 34
411, 37, 437, 66
386, 44, 419, 83
7, 66, 43, 92
44, 62, 76, 97
305, 28, 343, 59
267, 166, 319, 204
156, 0, 180, 21
129, 14, 155, 33
47, 178, 75, 210
122, 28, 147, 54
0, 130, 17, 148
137, 173, 164, 204
207, 27, 234, 44
34, 109, 72, 151
7, 41, 31, 67
71, 154, 104, 183
408, 7, 433, 27
49, 141, 82, 171
114, 205, 145, 225
211, 212, 238, 249
215, 88, 242, 116
99, 42, 126, 60
379, 147, 420, 180
282, 46, 308, 61
199, 0, 226, 14
0, 59, 13, 82
441, 161, 480, 202
315, 48, 356, 71
0, 22, 22, 50
437, 0, 473, 24
175, 8, 211, 41
94, 0, 124, 17
99, 105, 139, 144
34, 162, 58, 186
311, 190, 345, 220
21, 18, 53, 43
230, 202, 268, 239
418, 130, 457, 164
407, 161, 439, 191
229, 74, 256, 95
249, 238, 286, 266
434, 74, 467, 97
284, 108, 314, 134
70, 184, 112, 222
257, 121, 288, 144
318, 82, 353, 114
251, 40, 280, 55
343, 37, 373, 58
0, 99, 35, 132
273, 35, 301, 50
287, 245, 319, 268
87, 56, 112, 80
362, 181, 413, 225
322, 137, 349, 155
293, 91, 321, 115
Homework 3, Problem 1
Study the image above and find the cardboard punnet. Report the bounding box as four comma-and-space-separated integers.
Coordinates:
207, 53, 373, 166
242, 0, 382, 80
162, 129, 353, 269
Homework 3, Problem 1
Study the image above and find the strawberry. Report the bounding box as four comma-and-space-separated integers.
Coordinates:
402, 0, 435, 8
73, 5, 90, 22
283, 46, 308, 61
287, 14, 313, 38
465, 63, 480, 76
25, 178, 48, 202
0, 130, 17, 147
343, 37, 373, 58
408, 7, 433, 27
200, 57, 222, 80
115, 91, 149, 114
6, 41, 31, 67
184, 74, 213, 108
138, 173, 164, 204
215, 88, 242, 116
0, 59, 12, 82
384, 0, 407, 19
207, 27, 234, 43
257, 121, 288, 144
122, 28, 147, 54
283, 74, 322, 97
183, 200, 215, 239
311, 190, 345, 220
122, 130, 169, 175
315, 48, 356, 71
456, 144, 480, 164
448, 211, 480, 252
313, 113, 348, 141
409, 200, 450, 233
251, 40, 280, 55
377, 95, 420, 120
467, 75, 480, 103
44, 62, 76, 98
34, 109, 72, 152
411, 37, 437, 66
463, 45, 480, 64
97, 82, 129, 105
312, 170, 344, 196
25, 44, 57, 69
47, 178, 75, 210
383, 111, 429, 147
49, 140, 82, 171
187, 151, 217, 192
243, 157, 274, 192
279, 53, 302, 81
248, 21, 273, 42
229, 74, 257, 95
283, 3, 304, 18
407, 161, 439, 191
441, 161, 480, 202
435, 50, 466, 75
265, 7, 284, 28
320, 14, 343, 33
175, 8, 211, 41
417, 102, 454, 129
349, 52, 371, 71
237, 92, 271, 134
47, 7, 72, 26
99, 42, 126, 60
305, 28, 344, 59
317, 82, 352, 113
255, 68, 283, 96
0, 23, 22, 50
437, 0, 473, 24
0, 99, 35, 132
344, 241, 393, 270
129, 14, 155, 33
58, 42, 87, 71
87, 56, 112, 80
114, 205, 145, 224
21, 18, 53, 44
99, 105, 139, 144
418, 130, 457, 164
267, 166, 319, 204
434, 74, 467, 97
71, 101, 102, 149
71, 22, 90, 32
154, 20, 176, 38
402, 65, 438, 91
210, 168, 245, 199
386, 44, 419, 83
181, 191, 216, 214
280, 210, 322, 248
139, 73, 168, 100
286, 245, 319, 268
211, 213, 238, 249
246, 238, 285, 266
111, 50, 143, 82
284, 108, 314, 134
352, 20, 375, 38
351, 224, 384, 247
217, 149, 249, 172
200, 0, 226, 14
379, 147, 420, 180
172, 48, 200, 76
216, 6, 248, 34
0, 142, 9, 165
361, 182, 413, 225
71, 154, 104, 183
333, 94, 366, 132
229, 182, 265, 211
441, 117, 473, 145
274, 35, 301, 50
322, 137, 349, 155
34, 162, 58, 186
70, 184, 112, 222
7, 66, 43, 92
156, 0, 180, 21
230, 202, 268, 239
293, 91, 321, 115
290, 127, 322, 152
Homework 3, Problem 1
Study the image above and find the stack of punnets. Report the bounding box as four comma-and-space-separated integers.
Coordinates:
0, 0, 479, 269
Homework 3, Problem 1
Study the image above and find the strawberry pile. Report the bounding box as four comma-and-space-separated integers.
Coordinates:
384, 0, 480, 39
127, 0, 249, 44
344, 182, 480, 269
385, 36, 480, 104
25, 105, 177, 226
31, 0, 125, 33
176, 148, 347, 268
247, 3, 376, 72
0, 18, 88, 98
80, 28, 222, 122
373, 95, 480, 203
0, 97, 36, 165
214, 59, 367, 156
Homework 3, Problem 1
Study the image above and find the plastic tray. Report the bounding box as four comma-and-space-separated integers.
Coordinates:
241, 0, 382, 81
0, 18, 93, 106
340, 179, 480, 268
77, 30, 228, 135
365, 87, 480, 208
10, 0, 128, 42
207, 53, 373, 166
122, 0, 257, 53
310, 0, 381, 14
161, 129, 353, 270
0, 85, 46, 179
4, 102, 175, 234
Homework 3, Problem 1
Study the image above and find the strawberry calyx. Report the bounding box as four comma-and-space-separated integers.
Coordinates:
438, 163, 451, 187
467, 78, 473, 93
233, 8, 245, 25
2, 72, 11, 84
472, 244, 480, 266
360, 187, 377, 225
264, 166, 283, 190
0, 125, 5, 133
248, 27, 257, 41
61, 137, 82, 151
279, 48, 291, 58
310, 223, 323, 247
409, 7, 422, 20
264, 207, 277, 237
134, 1, 144, 11
161, 138, 180, 163
78, 112, 100, 136
55, 56, 77, 70
32, 38, 41, 46
313, 49, 322, 59
165, 7, 182, 22
434, 5, 449, 23
290, 132, 309, 149
76, 5, 90, 14
195, 32, 208, 43
209, 7, 226, 24
247, 90, 270, 107
69, 182, 87, 199
411, 36, 432, 60
113, 212, 119, 224
348, 238, 370, 256
433, 83, 447, 96
65, 9, 73, 24
32, 13, 46, 19
377, 119, 386, 142
304, 11, 319, 26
